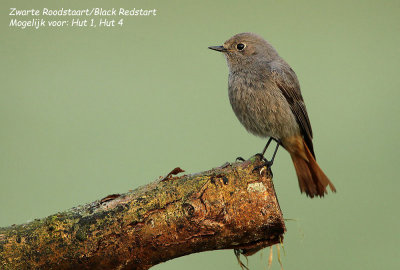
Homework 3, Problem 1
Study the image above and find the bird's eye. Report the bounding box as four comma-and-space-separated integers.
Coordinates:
236, 43, 246, 51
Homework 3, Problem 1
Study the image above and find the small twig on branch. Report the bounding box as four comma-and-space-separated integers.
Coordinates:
0, 156, 285, 270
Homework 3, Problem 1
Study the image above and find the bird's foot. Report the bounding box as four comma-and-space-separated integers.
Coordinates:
252, 160, 273, 172
252, 160, 274, 178
235, 156, 246, 162
254, 153, 268, 162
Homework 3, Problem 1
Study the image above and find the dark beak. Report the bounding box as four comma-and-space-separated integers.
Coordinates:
208, 45, 227, 52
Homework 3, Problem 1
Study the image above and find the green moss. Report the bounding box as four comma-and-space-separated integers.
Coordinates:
75, 229, 87, 242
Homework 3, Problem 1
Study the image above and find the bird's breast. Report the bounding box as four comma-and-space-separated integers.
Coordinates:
228, 72, 299, 139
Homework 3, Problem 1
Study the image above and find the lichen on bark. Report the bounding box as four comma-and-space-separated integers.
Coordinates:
0, 156, 285, 270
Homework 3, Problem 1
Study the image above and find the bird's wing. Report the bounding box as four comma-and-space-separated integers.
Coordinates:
270, 62, 315, 158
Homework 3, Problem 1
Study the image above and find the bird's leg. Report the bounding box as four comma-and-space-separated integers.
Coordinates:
261, 137, 274, 156
254, 137, 273, 161
238, 137, 278, 163
253, 140, 281, 173
268, 140, 281, 166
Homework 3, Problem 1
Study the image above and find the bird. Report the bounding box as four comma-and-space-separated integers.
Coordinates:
209, 32, 336, 198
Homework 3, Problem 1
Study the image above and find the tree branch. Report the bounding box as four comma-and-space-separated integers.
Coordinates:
0, 157, 285, 269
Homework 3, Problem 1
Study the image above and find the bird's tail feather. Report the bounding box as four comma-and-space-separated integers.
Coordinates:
289, 139, 336, 198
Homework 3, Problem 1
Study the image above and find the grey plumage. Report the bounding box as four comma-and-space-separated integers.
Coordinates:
209, 32, 335, 197
223, 33, 314, 156
228, 60, 301, 145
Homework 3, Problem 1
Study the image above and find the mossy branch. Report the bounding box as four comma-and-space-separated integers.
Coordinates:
0, 157, 285, 269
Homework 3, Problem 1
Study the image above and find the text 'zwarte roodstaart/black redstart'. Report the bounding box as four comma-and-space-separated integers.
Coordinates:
209, 32, 336, 198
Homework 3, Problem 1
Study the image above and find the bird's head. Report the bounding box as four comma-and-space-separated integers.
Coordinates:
209, 32, 279, 71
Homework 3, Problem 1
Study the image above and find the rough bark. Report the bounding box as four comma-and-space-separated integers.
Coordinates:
0, 156, 285, 270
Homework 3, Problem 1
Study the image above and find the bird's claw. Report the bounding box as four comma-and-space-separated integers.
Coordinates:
252, 160, 274, 177
254, 153, 268, 162
235, 157, 245, 162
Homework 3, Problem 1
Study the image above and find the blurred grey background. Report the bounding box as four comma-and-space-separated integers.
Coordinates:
1, 0, 399, 269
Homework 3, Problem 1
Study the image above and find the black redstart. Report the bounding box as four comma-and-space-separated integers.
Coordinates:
209, 32, 336, 197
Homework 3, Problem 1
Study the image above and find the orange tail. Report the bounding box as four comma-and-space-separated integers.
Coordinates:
287, 137, 336, 198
